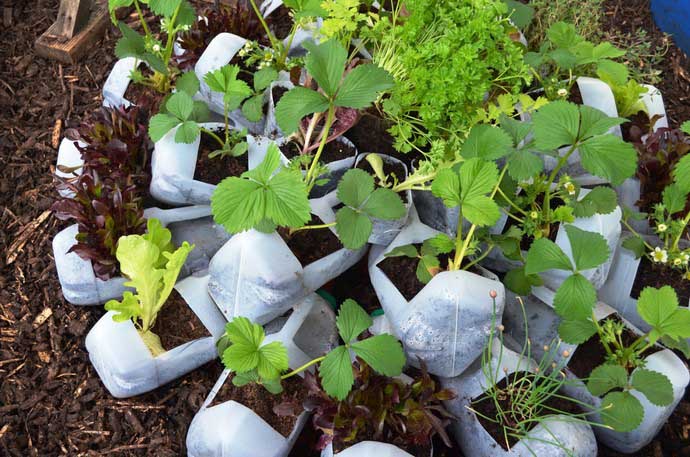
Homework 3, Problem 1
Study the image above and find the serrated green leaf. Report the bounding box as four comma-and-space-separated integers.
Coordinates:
256, 341, 289, 380
631, 369, 673, 406
336, 299, 372, 343
304, 39, 346, 98
262, 377, 284, 394
637, 286, 690, 342
114, 22, 145, 59
622, 235, 646, 259
525, 238, 573, 274
572, 186, 618, 218
459, 158, 500, 227
661, 335, 690, 358
148, 113, 181, 142
148, 0, 182, 17
662, 183, 689, 215
417, 255, 439, 284
242, 94, 265, 123
362, 188, 406, 220
507, 148, 543, 181
105, 292, 141, 322
166, 91, 194, 121
461, 124, 513, 160
565, 225, 610, 271
232, 370, 259, 387
503, 0, 534, 29
191, 100, 211, 122
385, 244, 419, 259
223, 341, 260, 372
335, 64, 394, 109
578, 134, 638, 186
559, 318, 597, 344
275, 87, 329, 134
351, 334, 405, 377
175, 120, 200, 144
224, 317, 264, 349
335, 206, 372, 250
254, 67, 278, 92
682, 121, 690, 136
673, 155, 690, 193
319, 346, 354, 400
176, 71, 200, 96
338, 169, 374, 208
553, 273, 597, 319
587, 364, 629, 396
431, 168, 461, 208
533, 100, 580, 150
596, 59, 629, 87
109, 0, 134, 23
601, 391, 644, 432
427, 234, 455, 254
504, 267, 542, 296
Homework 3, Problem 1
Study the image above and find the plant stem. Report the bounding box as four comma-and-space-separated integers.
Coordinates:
671, 211, 690, 251
201, 128, 225, 148
248, 0, 280, 51
289, 222, 336, 235
280, 356, 326, 379
302, 113, 322, 156
542, 142, 578, 235
305, 105, 336, 191
133, 0, 151, 38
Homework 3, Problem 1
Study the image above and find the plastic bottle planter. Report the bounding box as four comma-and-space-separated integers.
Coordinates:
616, 85, 669, 235
85, 275, 227, 398
320, 441, 430, 457
599, 233, 690, 335
53, 206, 220, 305
557, 303, 690, 453
55, 138, 86, 198
102, 57, 140, 108
186, 294, 337, 457
440, 342, 598, 457
348, 153, 412, 246
263, 80, 295, 138
368, 208, 506, 378
150, 122, 271, 206
208, 194, 367, 325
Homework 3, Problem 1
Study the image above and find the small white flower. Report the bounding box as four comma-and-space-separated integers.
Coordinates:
652, 247, 668, 264
557, 88, 568, 98
181, 24, 191, 31
674, 257, 683, 266
684, 254, 690, 265
152, 44, 161, 52
530, 211, 539, 220
238, 49, 247, 57
657, 223, 668, 233
564, 181, 576, 196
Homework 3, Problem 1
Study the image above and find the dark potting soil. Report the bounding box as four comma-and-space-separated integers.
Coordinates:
622, 110, 652, 143
229, 55, 255, 86
355, 156, 409, 204
568, 316, 659, 379
280, 139, 357, 163
568, 83, 584, 105
630, 256, 690, 305
278, 216, 343, 266
377, 244, 471, 301
267, 5, 293, 40
472, 372, 580, 450
502, 194, 563, 251
328, 256, 382, 313
264, 85, 289, 115
210, 374, 306, 437
123, 81, 166, 117
194, 130, 248, 185
151, 289, 210, 352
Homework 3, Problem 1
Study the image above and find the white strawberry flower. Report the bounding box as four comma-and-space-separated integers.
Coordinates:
652, 247, 668, 264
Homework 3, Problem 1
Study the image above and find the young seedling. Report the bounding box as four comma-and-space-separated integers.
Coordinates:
211, 145, 405, 249
559, 287, 690, 432
104, 218, 195, 356
364, 153, 440, 193
217, 299, 406, 399
108, 0, 197, 93
274, 38, 394, 191
522, 225, 610, 318
623, 122, 690, 278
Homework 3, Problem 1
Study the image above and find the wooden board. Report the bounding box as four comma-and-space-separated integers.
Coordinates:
35, 0, 109, 64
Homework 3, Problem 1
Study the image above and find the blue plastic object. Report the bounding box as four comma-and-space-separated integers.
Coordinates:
651, 0, 690, 56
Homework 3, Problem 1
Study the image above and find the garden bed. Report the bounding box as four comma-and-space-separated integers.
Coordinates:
2, 0, 690, 456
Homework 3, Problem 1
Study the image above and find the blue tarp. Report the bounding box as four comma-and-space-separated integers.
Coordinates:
651, 0, 690, 56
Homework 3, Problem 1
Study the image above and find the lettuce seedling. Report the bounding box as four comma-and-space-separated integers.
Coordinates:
108, 0, 197, 93
524, 225, 610, 319
211, 144, 405, 249
559, 287, 690, 432
217, 299, 406, 399
105, 218, 194, 356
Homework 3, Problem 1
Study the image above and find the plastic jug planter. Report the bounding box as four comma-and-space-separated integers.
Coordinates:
368, 208, 506, 378
150, 122, 281, 205
599, 233, 690, 335
102, 57, 140, 109
208, 193, 367, 324
440, 342, 598, 457
186, 294, 338, 457
616, 85, 670, 235
53, 206, 223, 305
85, 275, 227, 398
557, 303, 690, 454
55, 138, 86, 198
320, 440, 430, 457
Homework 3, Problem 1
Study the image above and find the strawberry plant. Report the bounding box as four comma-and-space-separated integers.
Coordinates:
559, 287, 690, 432
108, 0, 197, 93
105, 218, 194, 356
216, 299, 406, 398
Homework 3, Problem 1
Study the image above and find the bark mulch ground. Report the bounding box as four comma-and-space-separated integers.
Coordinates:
0, 0, 689, 456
